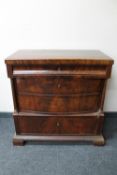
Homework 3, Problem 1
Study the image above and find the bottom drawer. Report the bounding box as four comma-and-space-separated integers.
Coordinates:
13, 115, 103, 135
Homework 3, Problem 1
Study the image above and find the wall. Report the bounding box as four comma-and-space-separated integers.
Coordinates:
0, 0, 117, 112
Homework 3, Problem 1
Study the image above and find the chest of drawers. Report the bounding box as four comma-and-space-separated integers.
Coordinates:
5, 50, 114, 146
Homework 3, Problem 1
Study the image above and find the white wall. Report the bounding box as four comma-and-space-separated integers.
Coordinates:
0, 0, 117, 112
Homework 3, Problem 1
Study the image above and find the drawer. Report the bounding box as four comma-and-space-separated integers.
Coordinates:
17, 94, 100, 113
15, 76, 104, 95
13, 64, 108, 78
14, 115, 100, 135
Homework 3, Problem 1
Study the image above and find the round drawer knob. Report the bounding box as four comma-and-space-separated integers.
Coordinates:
56, 122, 60, 127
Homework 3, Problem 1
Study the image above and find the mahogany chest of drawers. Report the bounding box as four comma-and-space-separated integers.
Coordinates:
5, 50, 114, 146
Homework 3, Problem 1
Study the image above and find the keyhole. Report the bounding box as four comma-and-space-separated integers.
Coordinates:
56, 122, 60, 127
58, 84, 61, 88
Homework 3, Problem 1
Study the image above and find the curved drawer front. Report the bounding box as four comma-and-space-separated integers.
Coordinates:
15, 76, 103, 95
17, 94, 100, 113
14, 115, 99, 135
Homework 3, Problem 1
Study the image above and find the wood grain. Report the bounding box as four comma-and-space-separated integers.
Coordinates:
5, 50, 114, 146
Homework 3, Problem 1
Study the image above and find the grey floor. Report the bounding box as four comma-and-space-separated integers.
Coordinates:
0, 115, 117, 175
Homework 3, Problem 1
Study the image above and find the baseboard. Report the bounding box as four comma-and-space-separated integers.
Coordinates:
0, 112, 12, 118
0, 112, 116, 118
104, 112, 117, 118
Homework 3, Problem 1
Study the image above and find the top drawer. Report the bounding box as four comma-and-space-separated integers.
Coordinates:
12, 64, 108, 78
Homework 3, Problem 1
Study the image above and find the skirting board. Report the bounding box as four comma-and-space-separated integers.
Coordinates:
0, 112, 117, 118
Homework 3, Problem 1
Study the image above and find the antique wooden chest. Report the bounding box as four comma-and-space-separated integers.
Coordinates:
5, 50, 114, 146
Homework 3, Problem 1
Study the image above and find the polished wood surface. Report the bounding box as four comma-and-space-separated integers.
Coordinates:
15, 77, 103, 94
5, 50, 114, 145
5, 50, 113, 65
5, 49, 113, 60
13, 115, 100, 135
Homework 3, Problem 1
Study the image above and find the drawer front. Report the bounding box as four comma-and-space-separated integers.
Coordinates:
13, 64, 108, 78
59, 116, 98, 135
14, 115, 100, 135
14, 116, 59, 135
15, 76, 103, 95
17, 94, 100, 113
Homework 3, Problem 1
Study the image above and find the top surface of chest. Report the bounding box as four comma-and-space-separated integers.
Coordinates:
5, 49, 113, 66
